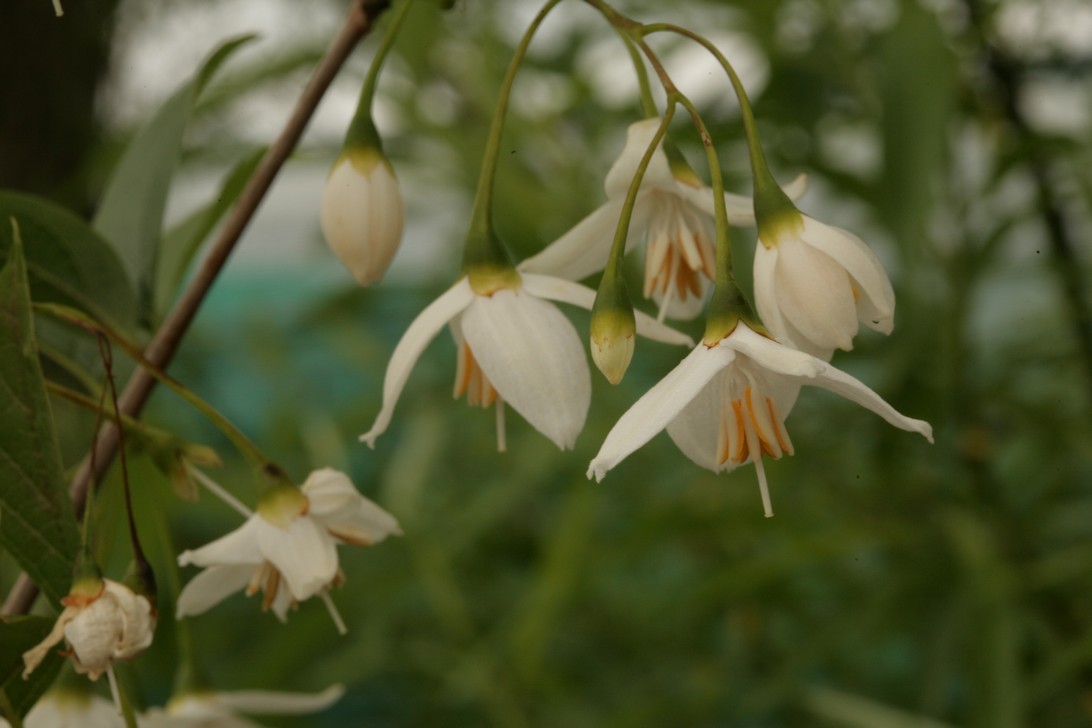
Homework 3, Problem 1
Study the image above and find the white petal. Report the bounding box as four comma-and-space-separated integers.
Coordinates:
211, 685, 345, 715
521, 273, 693, 347
773, 235, 859, 351
678, 172, 809, 226
175, 564, 254, 618
461, 289, 591, 449
604, 118, 676, 198
22, 607, 78, 679
360, 279, 474, 447
256, 518, 337, 601
665, 371, 724, 472
803, 363, 934, 443
301, 468, 360, 518
753, 244, 835, 360
301, 468, 401, 542
799, 215, 895, 334
177, 516, 264, 568
587, 342, 736, 481
518, 201, 623, 281
101, 580, 154, 659
726, 325, 825, 379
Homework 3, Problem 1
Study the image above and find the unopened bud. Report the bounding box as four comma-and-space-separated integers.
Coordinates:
320, 147, 405, 286
591, 307, 636, 385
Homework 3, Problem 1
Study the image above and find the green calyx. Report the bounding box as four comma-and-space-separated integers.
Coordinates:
343, 108, 384, 154
335, 145, 388, 177
466, 262, 521, 296
462, 227, 519, 295
591, 269, 636, 338
703, 278, 767, 345
68, 543, 104, 600
663, 138, 702, 189
753, 174, 802, 249
257, 483, 309, 528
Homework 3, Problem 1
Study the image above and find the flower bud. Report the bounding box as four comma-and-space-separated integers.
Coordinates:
320, 147, 404, 286
590, 306, 636, 385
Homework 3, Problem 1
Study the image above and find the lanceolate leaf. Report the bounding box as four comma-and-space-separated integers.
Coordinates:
0, 192, 136, 333
0, 616, 63, 722
92, 34, 256, 321
0, 222, 79, 607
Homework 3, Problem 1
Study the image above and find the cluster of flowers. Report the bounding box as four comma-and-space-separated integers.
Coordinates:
323, 116, 933, 518
19, 469, 399, 723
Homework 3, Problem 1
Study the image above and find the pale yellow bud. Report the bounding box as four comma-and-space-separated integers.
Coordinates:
320, 148, 404, 285
590, 309, 636, 385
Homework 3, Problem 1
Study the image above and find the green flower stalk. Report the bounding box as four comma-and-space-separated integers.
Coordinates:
320, 0, 414, 285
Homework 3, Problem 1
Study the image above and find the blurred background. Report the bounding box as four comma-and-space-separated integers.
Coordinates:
2, 0, 1091, 725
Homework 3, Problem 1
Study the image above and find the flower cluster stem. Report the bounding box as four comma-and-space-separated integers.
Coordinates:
345, 0, 415, 150
643, 23, 795, 225
463, 0, 563, 270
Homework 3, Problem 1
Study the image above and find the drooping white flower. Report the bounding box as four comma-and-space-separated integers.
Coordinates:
139, 684, 344, 728
320, 148, 404, 286
587, 321, 933, 517
753, 213, 895, 359
358, 271, 693, 451
176, 469, 399, 631
520, 118, 808, 320
22, 578, 155, 682
14, 689, 123, 728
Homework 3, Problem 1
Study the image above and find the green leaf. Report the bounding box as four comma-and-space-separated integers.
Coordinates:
153, 147, 266, 319
0, 616, 64, 722
92, 34, 256, 320
0, 222, 80, 607
0, 192, 136, 333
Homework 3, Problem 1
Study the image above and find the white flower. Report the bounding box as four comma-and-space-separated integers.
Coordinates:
139, 684, 344, 728
15, 690, 122, 728
520, 118, 808, 320
320, 148, 404, 286
176, 469, 399, 630
754, 213, 895, 359
22, 578, 155, 682
358, 271, 693, 451
587, 321, 933, 517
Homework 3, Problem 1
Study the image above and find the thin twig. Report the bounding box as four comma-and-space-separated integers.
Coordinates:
3, 0, 392, 616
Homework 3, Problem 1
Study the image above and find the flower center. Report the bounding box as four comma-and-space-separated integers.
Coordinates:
246, 560, 295, 614
453, 340, 497, 408
643, 197, 715, 314
715, 385, 793, 466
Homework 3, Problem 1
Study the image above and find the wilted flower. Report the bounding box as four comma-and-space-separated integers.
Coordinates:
359, 270, 692, 451
320, 147, 404, 286
22, 577, 155, 682
176, 469, 399, 631
753, 209, 895, 360
139, 684, 344, 728
587, 320, 933, 516
521, 118, 807, 320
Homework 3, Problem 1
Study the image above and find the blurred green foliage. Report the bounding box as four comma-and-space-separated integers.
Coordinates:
2, 0, 1091, 726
